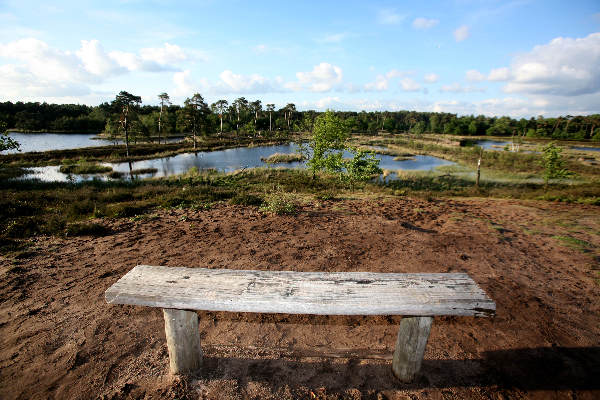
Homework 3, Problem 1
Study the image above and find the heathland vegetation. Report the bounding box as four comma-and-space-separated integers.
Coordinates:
1, 91, 599, 251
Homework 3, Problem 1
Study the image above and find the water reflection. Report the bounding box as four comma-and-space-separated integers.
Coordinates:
476, 140, 510, 150
571, 146, 600, 152
18, 143, 455, 182
3, 132, 182, 154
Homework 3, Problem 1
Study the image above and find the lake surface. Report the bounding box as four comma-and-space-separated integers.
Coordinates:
571, 146, 600, 152
476, 140, 509, 150
3, 132, 182, 153
19, 143, 455, 182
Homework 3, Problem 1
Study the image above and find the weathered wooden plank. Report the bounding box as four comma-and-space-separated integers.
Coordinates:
163, 308, 202, 374
392, 316, 433, 382
105, 265, 496, 317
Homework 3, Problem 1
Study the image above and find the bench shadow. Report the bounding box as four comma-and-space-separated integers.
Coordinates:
196, 347, 600, 393
399, 221, 437, 233
198, 311, 405, 326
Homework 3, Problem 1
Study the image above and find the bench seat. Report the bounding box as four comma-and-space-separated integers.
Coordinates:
105, 265, 495, 381
106, 265, 495, 316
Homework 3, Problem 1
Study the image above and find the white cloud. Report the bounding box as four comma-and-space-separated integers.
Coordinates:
378, 9, 405, 25
140, 43, 187, 65
0, 38, 193, 101
502, 32, 600, 96
364, 70, 412, 91
173, 70, 199, 97
364, 74, 389, 91
466, 69, 485, 82
439, 83, 485, 93
412, 18, 439, 29
110, 43, 189, 72
290, 62, 343, 92
454, 25, 470, 42
219, 70, 276, 93
0, 64, 91, 98
424, 73, 439, 83
172, 69, 288, 97
386, 69, 410, 79
488, 67, 510, 81
313, 96, 343, 109
77, 40, 124, 76
400, 78, 421, 91
0, 38, 91, 83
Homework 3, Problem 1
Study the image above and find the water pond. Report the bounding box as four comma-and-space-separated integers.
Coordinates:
18, 143, 455, 182
475, 140, 510, 150
571, 146, 600, 152
3, 132, 182, 154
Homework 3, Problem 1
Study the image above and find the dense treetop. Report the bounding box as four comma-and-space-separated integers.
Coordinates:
1, 99, 599, 141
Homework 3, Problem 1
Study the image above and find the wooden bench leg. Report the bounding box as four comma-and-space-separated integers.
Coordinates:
163, 308, 202, 374
392, 316, 433, 382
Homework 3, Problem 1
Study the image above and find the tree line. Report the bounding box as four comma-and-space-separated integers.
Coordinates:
1, 95, 599, 141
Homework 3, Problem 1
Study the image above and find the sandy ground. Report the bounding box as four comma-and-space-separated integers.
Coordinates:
1, 197, 599, 399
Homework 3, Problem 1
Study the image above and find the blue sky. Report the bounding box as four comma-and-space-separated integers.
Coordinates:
1, 0, 599, 117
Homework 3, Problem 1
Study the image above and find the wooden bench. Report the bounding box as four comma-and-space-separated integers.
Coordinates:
105, 265, 495, 382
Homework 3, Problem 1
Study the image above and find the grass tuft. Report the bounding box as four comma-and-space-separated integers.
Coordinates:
261, 152, 305, 164
260, 188, 298, 215
59, 161, 112, 174
65, 222, 110, 236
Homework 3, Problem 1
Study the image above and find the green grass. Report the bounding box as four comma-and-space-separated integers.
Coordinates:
1, 147, 599, 244
229, 193, 264, 206
59, 162, 112, 174
393, 155, 416, 161
260, 187, 298, 215
261, 152, 305, 163
65, 222, 110, 236
553, 235, 594, 252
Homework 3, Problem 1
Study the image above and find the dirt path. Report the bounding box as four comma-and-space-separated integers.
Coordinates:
1, 197, 599, 399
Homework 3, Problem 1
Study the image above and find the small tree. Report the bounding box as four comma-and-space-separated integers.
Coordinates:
342, 148, 382, 189
178, 93, 209, 149
1, 122, 20, 153
157, 92, 171, 144
539, 142, 571, 189
308, 110, 381, 186
113, 91, 142, 157
266, 104, 275, 134
308, 110, 348, 178
211, 99, 228, 135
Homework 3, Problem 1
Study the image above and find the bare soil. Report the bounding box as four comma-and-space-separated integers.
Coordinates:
1, 197, 599, 399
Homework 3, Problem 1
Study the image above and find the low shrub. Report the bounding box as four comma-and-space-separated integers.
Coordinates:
131, 168, 158, 175
108, 202, 151, 217
230, 193, 264, 206
261, 153, 305, 164
59, 162, 112, 174
260, 190, 298, 215
65, 222, 110, 236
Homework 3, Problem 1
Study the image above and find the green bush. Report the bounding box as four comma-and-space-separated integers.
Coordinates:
260, 191, 297, 215
108, 202, 151, 217
59, 162, 112, 174
65, 222, 110, 236
230, 193, 264, 206
261, 153, 305, 164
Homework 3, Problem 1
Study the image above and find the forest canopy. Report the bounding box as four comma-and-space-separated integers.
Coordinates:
1, 99, 599, 141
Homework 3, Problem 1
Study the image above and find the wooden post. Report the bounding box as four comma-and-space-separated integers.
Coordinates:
392, 316, 433, 382
476, 158, 481, 187
163, 308, 202, 374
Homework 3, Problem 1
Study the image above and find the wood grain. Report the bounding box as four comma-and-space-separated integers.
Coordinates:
392, 316, 433, 382
105, 265, 496, 317
163, 309, 202, 374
